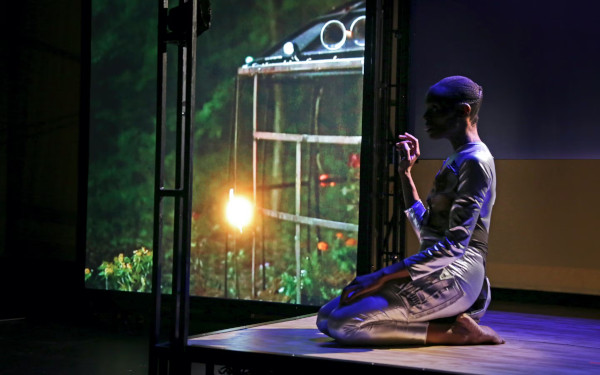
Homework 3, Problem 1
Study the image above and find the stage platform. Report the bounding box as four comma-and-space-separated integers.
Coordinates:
187, 309, 600, 374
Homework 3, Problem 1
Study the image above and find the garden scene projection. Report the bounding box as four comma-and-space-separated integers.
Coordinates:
85, 0, 365, 306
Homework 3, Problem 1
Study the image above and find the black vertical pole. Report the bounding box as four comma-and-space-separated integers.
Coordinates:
170, 0, 197, 373
149, 0, 169, 373
394, 0, 410, 262
356, 0, 373, 277
180, 0, 198, 353
357, 0, 382, 276
379, 0, 394, 267
151, 0, 207, 373
358, 0, 410, 275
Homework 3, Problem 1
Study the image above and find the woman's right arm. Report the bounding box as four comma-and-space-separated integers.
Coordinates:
339, 133, 425, 306
396, 132, 421, 206
400, 169, 419, 209
397, 133, 426, 235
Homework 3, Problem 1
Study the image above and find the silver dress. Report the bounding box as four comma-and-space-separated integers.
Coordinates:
317, 142, 496, 345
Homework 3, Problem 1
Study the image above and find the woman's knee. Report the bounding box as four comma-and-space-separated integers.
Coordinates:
317, 296, 340, 319
316, 309, 329, 335
316, 296, 341, 335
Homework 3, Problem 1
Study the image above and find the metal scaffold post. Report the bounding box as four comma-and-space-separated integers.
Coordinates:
357, 0, 410, 276
150, 1, 210, 374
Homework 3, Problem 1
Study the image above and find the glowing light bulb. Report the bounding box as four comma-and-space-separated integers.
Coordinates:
283, 42, 295, 56
226, 188, 253, 233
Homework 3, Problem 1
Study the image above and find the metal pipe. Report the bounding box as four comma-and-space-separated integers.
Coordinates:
252, 74, 258, 300
295, 141, 302, 304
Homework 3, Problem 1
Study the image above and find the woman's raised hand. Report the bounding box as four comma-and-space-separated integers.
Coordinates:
396, 132, 420, 173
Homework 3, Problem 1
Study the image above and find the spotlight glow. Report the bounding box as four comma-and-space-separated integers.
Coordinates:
226, 188, 253, 232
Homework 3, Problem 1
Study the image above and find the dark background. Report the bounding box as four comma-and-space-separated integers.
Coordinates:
409, 0, 600, 160
1, 0, 84, 321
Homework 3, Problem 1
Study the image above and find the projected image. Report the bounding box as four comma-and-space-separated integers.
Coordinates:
84, 2, 158, 293
85, 0, 365, 306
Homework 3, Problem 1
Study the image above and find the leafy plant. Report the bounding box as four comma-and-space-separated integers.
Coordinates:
85, 247, 153, 292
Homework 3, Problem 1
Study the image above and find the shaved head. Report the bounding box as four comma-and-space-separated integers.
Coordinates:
427, 76, 483, 123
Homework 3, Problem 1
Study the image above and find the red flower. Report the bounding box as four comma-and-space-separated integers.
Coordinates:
348, 153, 360, 168
317, 241, 329, 251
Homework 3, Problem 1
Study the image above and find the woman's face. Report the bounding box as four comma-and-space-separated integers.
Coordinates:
423, 99, 459, 139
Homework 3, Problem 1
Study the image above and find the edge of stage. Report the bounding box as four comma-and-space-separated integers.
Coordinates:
185, 300, 600, 375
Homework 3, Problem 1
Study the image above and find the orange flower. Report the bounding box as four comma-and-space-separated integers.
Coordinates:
345, 237, 357, 246
317, 241, 329, 251
319, 174, 329, 181
335, 232, 344, 239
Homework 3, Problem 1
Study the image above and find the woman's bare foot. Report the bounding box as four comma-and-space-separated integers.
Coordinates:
453, 313, 505, 344
427, 313, 505, 345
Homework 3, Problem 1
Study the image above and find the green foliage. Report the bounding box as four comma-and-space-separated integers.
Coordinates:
85, 247, 153, 292
276, 230, 357, 305
87, 1, 158, 268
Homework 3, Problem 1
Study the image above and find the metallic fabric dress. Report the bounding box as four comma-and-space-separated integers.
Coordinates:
317, 142, 496, 345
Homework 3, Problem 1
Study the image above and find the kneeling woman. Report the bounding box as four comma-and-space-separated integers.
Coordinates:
317, 76, 504, 346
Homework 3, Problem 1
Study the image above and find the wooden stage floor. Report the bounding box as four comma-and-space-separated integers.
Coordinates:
188, 308, 600, 374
